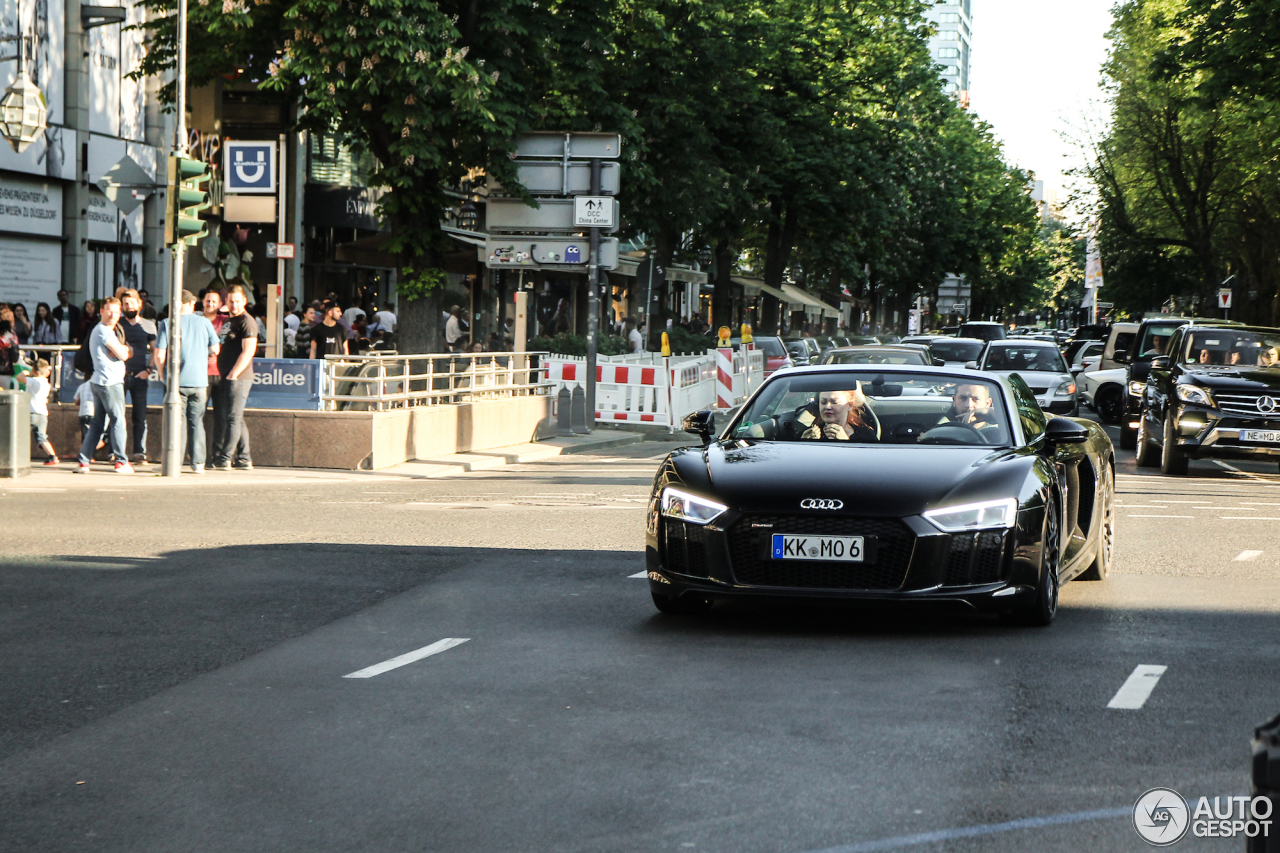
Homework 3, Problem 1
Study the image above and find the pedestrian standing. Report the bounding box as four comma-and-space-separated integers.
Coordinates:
75, 297, 133, 474
30, 303, 58, 345
445, 305, 464, 352
210, 285, 257, 470
11, 303, 31, 344
24, 359, 59, 466
311, 301, 348, 358
0, 305, 18, 389
118, 289, 156, 463
374, 302, 397, 333
51, 290, 80, 343
73, 300, 98, 344
154, 290, 220, 474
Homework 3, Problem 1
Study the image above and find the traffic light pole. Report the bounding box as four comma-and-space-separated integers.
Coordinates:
585, 158, 601, 432
161, 0, 189, 479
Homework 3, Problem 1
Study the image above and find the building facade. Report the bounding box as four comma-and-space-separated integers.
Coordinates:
0, 0, 171, 322
924, 0, 972, 98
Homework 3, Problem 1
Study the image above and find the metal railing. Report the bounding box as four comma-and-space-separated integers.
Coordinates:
319, 351, 554, 411
15, 344, 79, 393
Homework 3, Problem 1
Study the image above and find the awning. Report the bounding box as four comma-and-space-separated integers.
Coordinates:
442, 225, 486, 247
732, 276, 789, 302
781, 284, 837, 316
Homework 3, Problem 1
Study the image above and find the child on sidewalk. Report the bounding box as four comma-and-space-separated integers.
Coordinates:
25, 359, 58, 465
71, 379, 101, 453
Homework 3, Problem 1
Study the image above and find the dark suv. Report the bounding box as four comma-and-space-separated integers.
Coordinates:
1117, 317, 1238, 449
1135, 323, 1280, 474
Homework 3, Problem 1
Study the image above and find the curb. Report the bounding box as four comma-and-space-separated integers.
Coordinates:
543, 431, 644, 454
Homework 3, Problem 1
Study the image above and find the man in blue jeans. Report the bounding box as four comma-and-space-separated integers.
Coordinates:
76, 297, 133, 474
154, 290, 220, 474
210, 285, 258, 470
119, 289, 156, 464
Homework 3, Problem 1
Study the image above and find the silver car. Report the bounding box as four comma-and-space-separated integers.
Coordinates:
972, 340, 1078, 416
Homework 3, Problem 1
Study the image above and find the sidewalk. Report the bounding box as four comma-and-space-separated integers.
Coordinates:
0, 430, 646, 488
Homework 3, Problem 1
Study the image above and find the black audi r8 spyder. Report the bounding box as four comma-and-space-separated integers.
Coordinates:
644, 366, 1115, 626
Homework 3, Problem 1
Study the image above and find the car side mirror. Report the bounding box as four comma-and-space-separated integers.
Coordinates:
1151, 355, 1171, 370
933, 358, 945, 367
1044, 417, 1089, 445
682, 410, 716, 445
1112, 351, 1131, 364
964, 361, 978, 370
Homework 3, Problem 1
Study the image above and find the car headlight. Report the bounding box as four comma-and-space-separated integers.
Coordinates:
1176, 384, 1215, 407
660, 487, 728, 525
923, 498, 1018, 532
1128, 380, 1145, 397
1054, 380, 1076, 396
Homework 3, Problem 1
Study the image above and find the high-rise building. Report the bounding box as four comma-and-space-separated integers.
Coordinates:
924, 0, 972, 99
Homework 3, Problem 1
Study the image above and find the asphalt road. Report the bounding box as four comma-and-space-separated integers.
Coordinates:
1, 421, 1277, 852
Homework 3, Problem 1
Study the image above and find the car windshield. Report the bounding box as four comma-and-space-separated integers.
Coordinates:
984, 345, 1068, 374
1137, 323, 1181, 358
959, 323, 1005, 341
929, 340, 983, 362
827, 348, 928, 365
730, 372, 1011, 446
1181, 330, 1280, 367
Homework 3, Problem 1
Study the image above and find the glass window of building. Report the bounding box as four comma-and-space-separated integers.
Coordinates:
937, 29, 959, 40
939, 12, 959, 22
937, 47, 960, 58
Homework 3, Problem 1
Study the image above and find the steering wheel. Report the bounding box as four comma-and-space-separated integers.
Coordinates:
918, 422, 992, 445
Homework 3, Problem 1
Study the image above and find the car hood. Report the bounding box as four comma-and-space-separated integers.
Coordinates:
671, 441, 1029, 518
1182, 366, 1280, 392
986, 369, 1068, 388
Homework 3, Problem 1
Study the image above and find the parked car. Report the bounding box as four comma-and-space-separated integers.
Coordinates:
785, 340, 813, 366
1135, 324, 1280, 474
1117, 317, 1240, 450
819, 345, 939, 366
1082, 366, 1127, 423
733, 335, 793, 376
959, 321, 1007, 342
1069, 341, 1106, 377
926, 337, 986, 368
972, 339, 1077, 416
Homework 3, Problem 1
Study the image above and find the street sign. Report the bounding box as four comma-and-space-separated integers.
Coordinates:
574, 196, 615, 227
952, 303, 965, 315
97, 154, 155, 215
483, 237, 618, 270
513, 132, 622, 159
489, 161, 620, 196
487, 197, 619, 233
1219, 288, 1233, 309
266, 242, 295, 259
224, 141, 276, 194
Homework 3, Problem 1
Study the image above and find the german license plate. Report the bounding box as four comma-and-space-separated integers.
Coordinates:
772, 534, 864, 562
1242, 430, 1280, 444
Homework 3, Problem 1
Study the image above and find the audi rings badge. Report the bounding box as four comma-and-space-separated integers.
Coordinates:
800, 499, 844, 510
1259, 396, 1278, 415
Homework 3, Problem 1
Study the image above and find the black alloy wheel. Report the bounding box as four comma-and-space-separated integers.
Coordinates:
651, 592, 713, 616
1079, 465, 1113, 581
1097, 387, 1124, 424
1004, 498, 1060, 626
1135, 413, 1160, 467
1160, 412, 1189, 475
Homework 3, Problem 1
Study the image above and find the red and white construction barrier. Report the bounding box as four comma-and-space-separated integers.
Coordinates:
716, 347, 734, 409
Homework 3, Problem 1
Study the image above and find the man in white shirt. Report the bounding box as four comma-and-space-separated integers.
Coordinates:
445, 305, 464, 351
374, 302, 397, 333
76, 297, 133, 474
342, 305, 366, 329
625, 318, 644, 354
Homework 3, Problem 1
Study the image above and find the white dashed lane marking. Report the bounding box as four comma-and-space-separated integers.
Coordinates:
1107, 665, 1167, 710
1127, 515, 1193, 519
1235, 551, 1264, 561
343, 638, 470, 679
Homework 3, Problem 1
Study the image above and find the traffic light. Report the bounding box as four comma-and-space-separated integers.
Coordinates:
165, 154, 210, 247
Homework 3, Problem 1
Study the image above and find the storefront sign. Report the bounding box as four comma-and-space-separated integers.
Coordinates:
0, 235, 62, 309
304, 185, 387, 231
0, 175, 62, 237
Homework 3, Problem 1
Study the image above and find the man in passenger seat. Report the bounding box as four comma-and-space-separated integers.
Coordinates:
940, 383, 998, 431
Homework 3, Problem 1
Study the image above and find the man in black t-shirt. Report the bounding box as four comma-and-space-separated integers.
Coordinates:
210, 285, 258, 470
311, 301, 348, 358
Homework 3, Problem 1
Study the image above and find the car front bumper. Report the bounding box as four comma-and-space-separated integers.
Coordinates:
1168, 403, 1280, 460
645, 509, 1044, 612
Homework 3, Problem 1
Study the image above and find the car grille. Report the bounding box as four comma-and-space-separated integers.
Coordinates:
1028, 387, 1048, 395
943, 531, 1007, 586
1216, 393, 1280, 418
663, 519, 713, 579
726, 514, 914, 590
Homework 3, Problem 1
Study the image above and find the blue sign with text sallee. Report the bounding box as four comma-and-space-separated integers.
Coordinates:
60, 358, 321, 411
